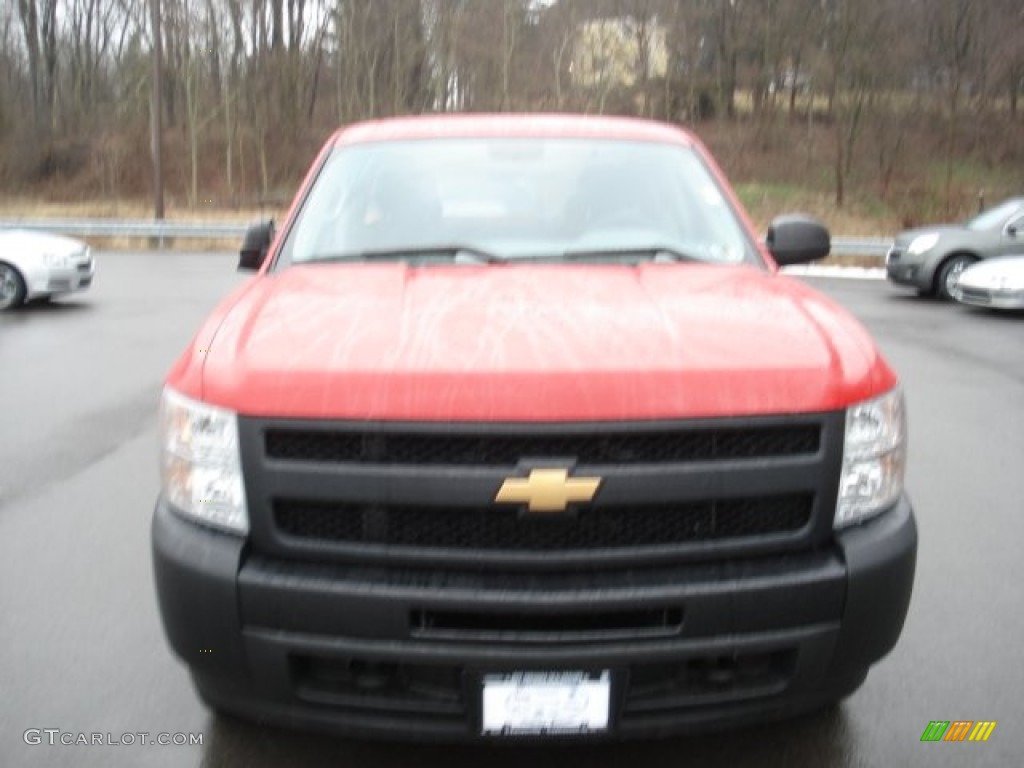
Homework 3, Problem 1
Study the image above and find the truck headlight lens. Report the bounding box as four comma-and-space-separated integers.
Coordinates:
836, 388, 906, 528
907, 233, 939, 255
160, 388, 248, 534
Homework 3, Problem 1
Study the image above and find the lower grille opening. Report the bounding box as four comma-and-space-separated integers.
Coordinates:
625, 650, 796, 714
289, 650, 795, 721
291, 655, 465, 716
412, 607, 684, 643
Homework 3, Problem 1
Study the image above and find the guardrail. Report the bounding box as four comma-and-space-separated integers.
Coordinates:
829, 237, 891, 257
0, 218, 250, 239
0, 218, 892, 257
823, 236, 888, 257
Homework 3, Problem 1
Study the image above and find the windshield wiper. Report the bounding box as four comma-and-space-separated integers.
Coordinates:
557, 247, 707, 264
308, 245, 508, 265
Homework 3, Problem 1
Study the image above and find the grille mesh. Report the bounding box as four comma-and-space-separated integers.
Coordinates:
265, 426, 820, 466
273, 495, 812, 552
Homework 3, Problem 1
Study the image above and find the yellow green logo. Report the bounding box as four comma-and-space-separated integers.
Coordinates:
920, 721, 996, 742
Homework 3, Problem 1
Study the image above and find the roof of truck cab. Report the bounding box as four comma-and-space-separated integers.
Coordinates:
332, 113, 696, 147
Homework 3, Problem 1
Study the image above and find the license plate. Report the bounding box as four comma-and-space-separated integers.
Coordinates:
481, 670, 611, 736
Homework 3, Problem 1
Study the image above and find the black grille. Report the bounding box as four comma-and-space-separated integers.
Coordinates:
265, 425, 820, 466
273, 495, 812, 552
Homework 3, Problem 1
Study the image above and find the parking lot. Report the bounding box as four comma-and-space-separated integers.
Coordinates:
1, 250, 1022, 767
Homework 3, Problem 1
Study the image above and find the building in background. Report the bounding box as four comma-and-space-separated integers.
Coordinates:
570, 16, 668, 91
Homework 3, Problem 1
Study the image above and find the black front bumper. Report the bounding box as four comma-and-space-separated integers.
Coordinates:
885, 249, 931, 290
152, 495, 916, 741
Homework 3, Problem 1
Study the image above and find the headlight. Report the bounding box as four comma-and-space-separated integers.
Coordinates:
42, 253, 72, 268
907, 233, 939, 255
835, 388, 906, 528
160, 388, 248, 534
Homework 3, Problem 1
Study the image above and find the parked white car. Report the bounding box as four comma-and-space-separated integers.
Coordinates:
952, 256, 1024, 310
0, 229, 95, 310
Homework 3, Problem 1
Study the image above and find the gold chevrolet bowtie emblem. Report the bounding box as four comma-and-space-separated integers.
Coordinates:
494, 468, 601, 513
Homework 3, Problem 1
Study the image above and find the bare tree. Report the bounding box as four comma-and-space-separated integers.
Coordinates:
820, 0, 890, 207
16, 0, 59, 131
1, 0, 1022, 223
984, 0, 1024, 119
713, 0, 743, 119
927, 0, 979, 215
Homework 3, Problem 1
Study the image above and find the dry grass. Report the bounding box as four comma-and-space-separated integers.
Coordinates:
740, 190, 901, 237
821, 253, 885, 268
83, 236, 235, 251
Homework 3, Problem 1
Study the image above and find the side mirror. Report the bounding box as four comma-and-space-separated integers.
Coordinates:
766, 214, 831, 266
238, 220, 275, 271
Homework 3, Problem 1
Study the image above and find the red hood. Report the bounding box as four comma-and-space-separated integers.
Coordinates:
170, 263, 894, 421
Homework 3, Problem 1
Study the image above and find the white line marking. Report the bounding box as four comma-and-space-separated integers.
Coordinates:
781, 265, 886, 280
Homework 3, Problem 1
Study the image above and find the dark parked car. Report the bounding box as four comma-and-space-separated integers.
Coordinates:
886, 198, 1024, 300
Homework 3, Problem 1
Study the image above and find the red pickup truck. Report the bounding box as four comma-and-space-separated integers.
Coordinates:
154, 114, 916, 741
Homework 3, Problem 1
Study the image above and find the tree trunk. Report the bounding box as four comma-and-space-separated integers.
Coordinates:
788, 57, 801, 117
17, 0, 42, 126
945, 83, 960, 217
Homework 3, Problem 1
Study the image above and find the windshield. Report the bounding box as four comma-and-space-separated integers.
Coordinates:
966, 200, 1023, 231
278, 138, 758, 267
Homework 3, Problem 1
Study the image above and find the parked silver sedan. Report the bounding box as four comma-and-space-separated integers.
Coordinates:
953, 256, 1024, 311
0, 229, 95, 310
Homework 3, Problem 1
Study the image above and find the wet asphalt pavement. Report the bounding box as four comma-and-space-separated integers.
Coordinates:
1, 251, 1022, 768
